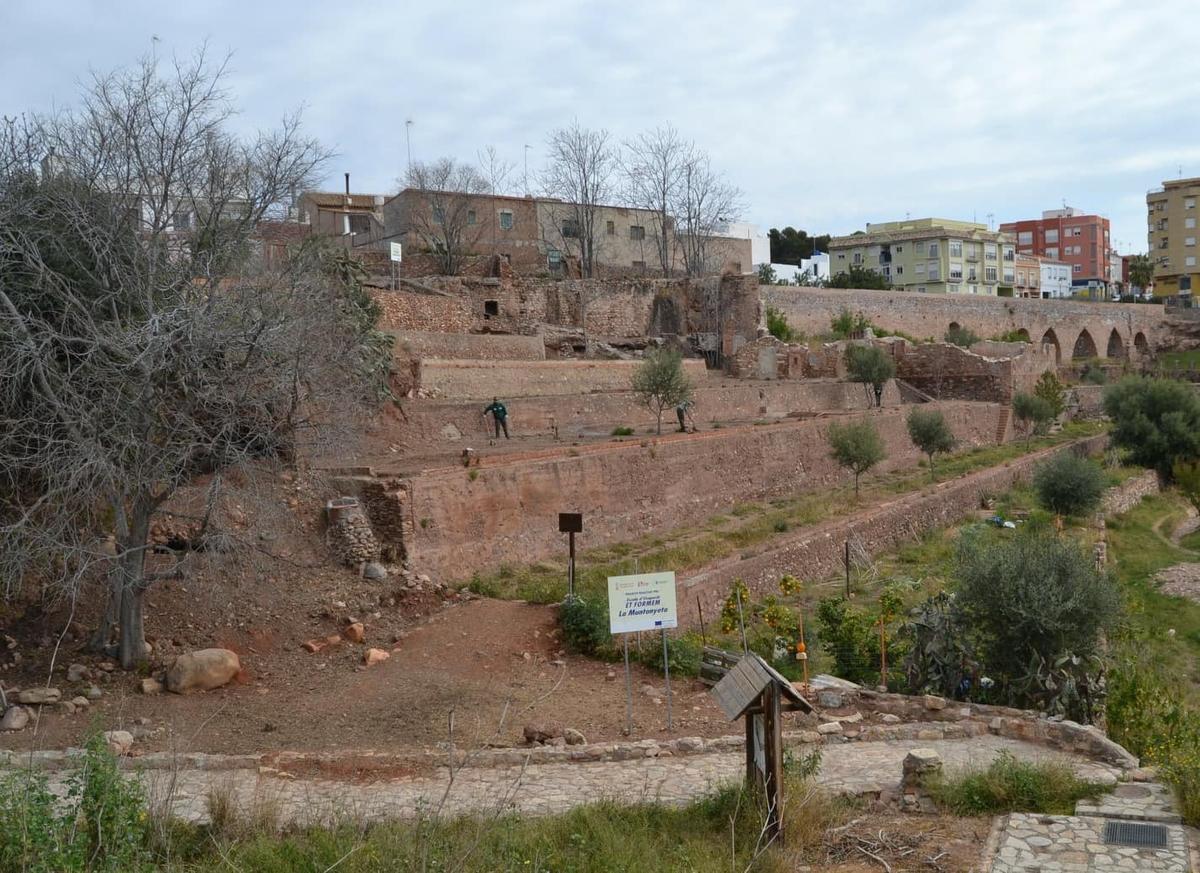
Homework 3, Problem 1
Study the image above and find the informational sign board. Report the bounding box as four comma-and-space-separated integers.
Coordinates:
607, 571, 677, 634
390, 242, 403, 262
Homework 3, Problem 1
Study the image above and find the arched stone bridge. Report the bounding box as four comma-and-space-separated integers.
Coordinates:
760, 287, 1165, 363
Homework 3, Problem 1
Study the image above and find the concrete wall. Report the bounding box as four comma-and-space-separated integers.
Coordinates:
416, 358, 710, 401
397, 378, 903, 445
398, 402, 1006, 581
761, 286, 1165, 361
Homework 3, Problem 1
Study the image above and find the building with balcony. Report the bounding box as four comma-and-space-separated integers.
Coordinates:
1146, 177, 1200, 297
999, 207, 1112, 295
828, 218, 1014, 295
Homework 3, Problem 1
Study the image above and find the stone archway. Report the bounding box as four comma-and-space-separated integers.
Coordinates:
1015, 328, 1030, 342
1073, 329, 1098, 360
948, 321, 961, 333
1106, 329, 1126, 360
1041, 328, 1061, 364
1135, 332, 1149, 357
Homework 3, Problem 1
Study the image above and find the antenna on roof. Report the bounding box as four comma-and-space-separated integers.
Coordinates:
405, 119, 414, 174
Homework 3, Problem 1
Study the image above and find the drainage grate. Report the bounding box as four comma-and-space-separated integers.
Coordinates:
1103, 820, 1168, 849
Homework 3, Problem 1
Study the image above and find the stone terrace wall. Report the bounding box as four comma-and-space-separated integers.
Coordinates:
893, 342, 1015, 402
389, 331, 545, 363
397, 378, 903, 446
375, 289, 475, 333
678, 435, 1107, 626
416, 358, 709, 401
1101, 469, 1160, 516
401, 402, 1004, 581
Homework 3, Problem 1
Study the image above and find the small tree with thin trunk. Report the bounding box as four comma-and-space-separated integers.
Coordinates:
846, 345, 895, 408
906, 408, 956, 481
828, 420, 886, 496
1012, 392, 1054, 447
632, 347, 693, 435
403, 157, 490, 275
541, 121, 618, 279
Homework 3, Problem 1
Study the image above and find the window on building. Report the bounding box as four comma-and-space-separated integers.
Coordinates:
348, 213, 371, 234
731, 262, 742, 272
432, 206, 445, 225
927, 242, 939, 257
483, 300, 499, 317
985, 266, 998, 281
917, 286, 927, 293
1045, 229, 1059, 243
895, 245, 903, 253
1046, 246, 1059, 259
1073, 264, 1082, 273
1004, 271, 1015, 283
895, 265, 903, 275
916, 262, 925, 274
630, 225, 646, 240
853, 252, 862, 264
1189, 256, 1198, 268
837, 253, 845, 260
1188, 237, 1197, 247
1158, 202, 1167, 212
985, 243, 997, 260
632, 260, 646, 270
928, 262, 940, 281
606, 220, 615, 235
1017, 231, 1033, 245
1188, 217, 1197, 229
563, 218, 581, 238
499, 210, 514, 230
949, 263, 963, 280
1067, 227, 1081, 237
949, 240, 962, 257
1187, 198, 1196, 209
466, 210, 477, 225
968, 266, 977, 280
172, 209, 191, 230
1003, 246, 1015, 261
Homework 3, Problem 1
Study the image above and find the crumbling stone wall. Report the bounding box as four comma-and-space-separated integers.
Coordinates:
401, 402, 1003, 581
893, 342, 1015, 403
416, 358, 709, 401
389, 331, 545, 363
374, 290, 475, 333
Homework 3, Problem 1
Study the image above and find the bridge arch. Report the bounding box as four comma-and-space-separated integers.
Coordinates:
1135, 331, 1149, 357
1073, 329, 1098, 360
1041, 328, 1062, 364
1106, 329, 1126, 360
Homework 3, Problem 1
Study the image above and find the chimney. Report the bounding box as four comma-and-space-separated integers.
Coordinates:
344, 172, 350, 198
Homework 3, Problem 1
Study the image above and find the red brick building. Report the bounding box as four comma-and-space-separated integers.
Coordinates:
999, 207, 1112, 295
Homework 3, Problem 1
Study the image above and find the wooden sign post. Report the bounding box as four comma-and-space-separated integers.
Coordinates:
710, 654, 813, 848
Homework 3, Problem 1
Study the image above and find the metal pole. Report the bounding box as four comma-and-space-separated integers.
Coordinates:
735, 589, 748, 653
844, 540, 851, 598
697, 595, 706, 648
662, 628, 673, 731
623, 635, 633, 736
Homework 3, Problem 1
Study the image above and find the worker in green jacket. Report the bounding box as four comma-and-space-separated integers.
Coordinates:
483, 397, 510, 439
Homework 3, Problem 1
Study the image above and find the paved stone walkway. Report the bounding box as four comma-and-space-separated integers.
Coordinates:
990, 813, 1189, 872
38, 735, 1119, 827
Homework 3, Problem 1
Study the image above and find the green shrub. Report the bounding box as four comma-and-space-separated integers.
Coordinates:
906, 408, 956, 480
639, 634, 701, 677
559, 595, 613, 658
611, 426, 634, 436
944, 325, 980, 347
1012, 392, 1055, 444
1103, 376, 1200, 478
830, 307, 873, 339
845, 345, 895, 407
1032, 451, 1107, 517
928, 752, 1108, 815
827, 418, 885, 494
1034, 371, 1066, 419
815, 596, 881, 687
765, 305, 800, 342
1079, 363, 1107, 384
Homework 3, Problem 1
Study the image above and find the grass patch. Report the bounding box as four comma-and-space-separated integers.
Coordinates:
927, 752, 1109, 816
611, 426, 634, 436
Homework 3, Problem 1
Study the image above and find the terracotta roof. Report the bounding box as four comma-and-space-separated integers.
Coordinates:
303, 191, 382, 210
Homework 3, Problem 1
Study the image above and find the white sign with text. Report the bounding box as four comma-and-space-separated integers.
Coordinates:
390, 242, 403, 262
607, 571, 677, 634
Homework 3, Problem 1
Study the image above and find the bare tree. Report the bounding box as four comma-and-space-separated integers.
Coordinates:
476, 146, 514, 258
622, 124, 688, 277
541, 121, 618, 279
673, 149, 743, 277
0, 50, 389, 668
403, 158, 489, 276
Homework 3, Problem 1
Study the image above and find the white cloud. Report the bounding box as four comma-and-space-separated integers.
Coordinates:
2, 0, 1199, 251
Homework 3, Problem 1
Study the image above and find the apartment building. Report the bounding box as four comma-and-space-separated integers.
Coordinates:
828, 218, 1015, 295
382, 187, 752, 277
297, 186, 386, 247
999, 207, 1112, 294
1040, 258, 1073, 299
1146, 176, 1200, 297
1014, 253, 1041, 298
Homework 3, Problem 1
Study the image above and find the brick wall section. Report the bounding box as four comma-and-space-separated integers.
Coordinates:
389, 331, 545, 362
416, 358, 710, 401
761, 286, 1164, 361
395, 378, 903, 445
677, 435, 1108, 627
399, 402, 1005, 581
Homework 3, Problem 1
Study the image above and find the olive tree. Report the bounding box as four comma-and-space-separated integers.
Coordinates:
1103, 376, 1200, 479
632, 347, 693, 435
0, 51, 389, 667
827, 420, 885, 496
846, 345, 895, 407
1032, 452, 1107, 517
906, 408, 956, 480
1012, 392, 1054, 446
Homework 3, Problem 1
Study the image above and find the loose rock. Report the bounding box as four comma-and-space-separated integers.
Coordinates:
0, 705, 30, 731
165, 649, 240, 694
342, 622, 365, 644
563, 728, 586, 746
16, 687, 61, 706
140, 678, 164, 695
363, 648, 390, 667
103, 730, 134, 756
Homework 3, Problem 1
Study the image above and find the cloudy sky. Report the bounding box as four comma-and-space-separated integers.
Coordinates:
4, 0, 1199, 253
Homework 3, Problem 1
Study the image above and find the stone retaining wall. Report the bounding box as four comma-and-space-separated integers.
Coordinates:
390, 330, 546, 363
1102, 469, 1160, 516
678, 435, 1109, 626
415, 358, 710, 401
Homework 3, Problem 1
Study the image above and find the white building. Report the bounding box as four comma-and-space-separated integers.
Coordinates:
714, 221, 771, 269
1040, 259, 1072, 299
799, 252, 830, 283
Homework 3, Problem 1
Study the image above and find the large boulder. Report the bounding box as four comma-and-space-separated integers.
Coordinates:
16, 687, 61, 705
0, 705, 30, 731
165, 649, 240, 694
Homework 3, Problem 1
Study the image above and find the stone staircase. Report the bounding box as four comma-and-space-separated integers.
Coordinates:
994, 406, 1011, 444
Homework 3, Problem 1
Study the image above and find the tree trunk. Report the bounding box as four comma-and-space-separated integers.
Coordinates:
87, 574, 121, 653
118, 585, 146, 669
95, 499, 153, 668
874, 385, 883, 407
